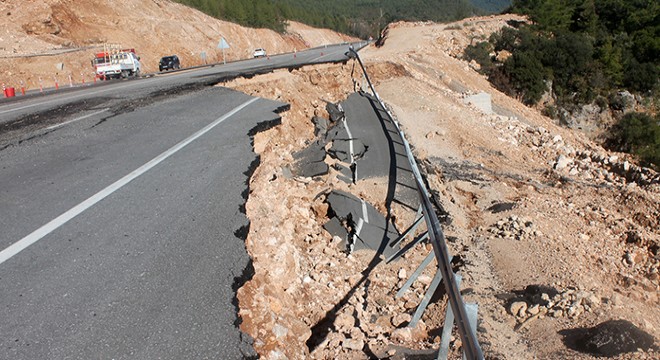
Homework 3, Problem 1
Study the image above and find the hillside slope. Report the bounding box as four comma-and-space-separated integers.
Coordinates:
0, 0, 354, 89
228, 14, 659, 359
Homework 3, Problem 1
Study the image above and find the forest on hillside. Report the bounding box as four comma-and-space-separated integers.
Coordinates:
464, 0, 659, 168
172, 0, 509, 38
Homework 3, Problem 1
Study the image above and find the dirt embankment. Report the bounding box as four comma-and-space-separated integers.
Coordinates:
0, 0, 355, 90
228, 14, 659, 360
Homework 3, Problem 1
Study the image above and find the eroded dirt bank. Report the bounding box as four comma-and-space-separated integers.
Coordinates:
228, 14, 658, 360
0, 0, 354, 89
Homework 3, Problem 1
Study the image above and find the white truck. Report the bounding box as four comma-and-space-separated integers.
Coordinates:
93, 48, 141, 80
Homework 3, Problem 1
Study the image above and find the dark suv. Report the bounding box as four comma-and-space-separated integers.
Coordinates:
159, 55, 180, 71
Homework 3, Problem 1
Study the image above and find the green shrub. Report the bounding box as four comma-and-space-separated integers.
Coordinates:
542, 104, 558, 119
464, 41, 494, 73
609, 112, 660, 169
504, 51, 546, 105
624, 60, 660, 93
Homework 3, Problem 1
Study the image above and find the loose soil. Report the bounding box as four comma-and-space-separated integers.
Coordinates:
228, 15, 659, 360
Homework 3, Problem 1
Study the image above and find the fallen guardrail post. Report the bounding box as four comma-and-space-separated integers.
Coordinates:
348, 47, 484, 360
386, 231, 429, 263
386, 205, 424, 249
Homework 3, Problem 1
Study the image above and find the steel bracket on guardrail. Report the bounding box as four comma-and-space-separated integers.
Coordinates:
348, 48, 484, 360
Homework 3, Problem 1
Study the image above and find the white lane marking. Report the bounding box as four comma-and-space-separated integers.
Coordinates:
342, 117, 355, 164
351, 218, 365, 254
361, 200, 369, 223
45, 108, 109, 130
0, 97, 260, 266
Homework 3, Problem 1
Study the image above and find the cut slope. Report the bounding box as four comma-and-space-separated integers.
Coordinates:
0, 0, 355, 89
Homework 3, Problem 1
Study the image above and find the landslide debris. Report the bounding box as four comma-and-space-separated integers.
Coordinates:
228, 14, 658, 360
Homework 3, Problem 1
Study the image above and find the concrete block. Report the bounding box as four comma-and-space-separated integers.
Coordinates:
464, 92, 492, 114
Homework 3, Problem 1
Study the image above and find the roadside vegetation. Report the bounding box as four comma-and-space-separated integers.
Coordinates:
173, 0, 510, 39
463, 0, 659, 168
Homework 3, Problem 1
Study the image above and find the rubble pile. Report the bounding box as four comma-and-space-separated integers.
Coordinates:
488, 215, 536, 241
485, 112, 660, 189
508, 287, 602, 324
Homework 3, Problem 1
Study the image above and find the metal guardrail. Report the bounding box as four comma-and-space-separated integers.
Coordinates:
347, 48, 484, 360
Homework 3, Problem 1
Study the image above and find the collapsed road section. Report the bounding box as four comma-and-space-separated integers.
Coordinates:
234, 59, 483, 359
290, 92, 419, 259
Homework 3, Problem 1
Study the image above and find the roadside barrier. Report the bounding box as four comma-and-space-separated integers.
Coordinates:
347, 48, 484, 360
54, 76, 59, 90
2, 83, 16, 98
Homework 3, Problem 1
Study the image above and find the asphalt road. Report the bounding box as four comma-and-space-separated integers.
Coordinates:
341, 92, 418, 210
0, 43, 359, 359
0, 42, 365, 125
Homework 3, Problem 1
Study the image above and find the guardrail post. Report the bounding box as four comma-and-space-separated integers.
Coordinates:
437, 275, 463, 360
386, 231, 428, 263
388, 205, 424, 249
396, 250, 435, 298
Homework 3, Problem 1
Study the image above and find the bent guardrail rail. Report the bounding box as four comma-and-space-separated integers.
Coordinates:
347, 47, 484, 360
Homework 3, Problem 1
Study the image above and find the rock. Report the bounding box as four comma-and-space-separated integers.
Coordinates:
495, 50, 512, 62
272, 323, 289, 339
417, 274, 432, 285
335, 312, 356, 332
392, 327, 413, 342
392, 313, 412, 327
528, 304, 541, 316
267, 350, 287, 360
567, 305, 583, 318
342, 338, 365, 351
398, 268, 407, 280
510, 301, 528, 317
387, 349, 397, 356
349, 328, 367, 341
555, 155, 573, 170
624, 252, 635, 266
